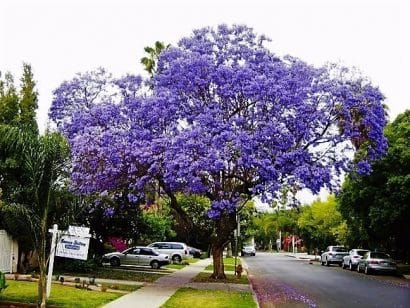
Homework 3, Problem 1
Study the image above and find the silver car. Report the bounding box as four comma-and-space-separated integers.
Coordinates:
102, 246, 170, 269
321, 246, 348, 266
357, 251, 397, 275
342, 249, 369, 270
241, 245, 256, 256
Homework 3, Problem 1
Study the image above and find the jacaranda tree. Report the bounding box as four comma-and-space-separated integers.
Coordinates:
50, 25, 387, 278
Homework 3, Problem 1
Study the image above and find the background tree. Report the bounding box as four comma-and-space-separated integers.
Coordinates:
298, 195, 346, 253
19, 63, 39, 134
0, 72, 19, 126
338, 110, 410, 261
50, 25, 388, 279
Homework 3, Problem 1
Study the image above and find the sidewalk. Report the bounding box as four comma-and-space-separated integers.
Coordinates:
103, 258, 213, 308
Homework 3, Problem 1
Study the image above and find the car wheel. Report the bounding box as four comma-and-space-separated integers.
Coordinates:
172, 255, 182, 262
342, 262, 346, 269
325, 258, 329, 266
150, 260, 160, 269
349, 262, 353, 271
365, 265, 371, 275
357, 264, 361, 273
110, 257, 120, 267
321, 259, 324, 266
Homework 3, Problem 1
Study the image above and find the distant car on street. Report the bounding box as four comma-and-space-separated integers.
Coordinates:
241, 245, 256, 256
102, 246, 170, 269
342, 249, 370, 270
321, 246, 348, 266
357, 251, 397, 275
188, 246, 202, 258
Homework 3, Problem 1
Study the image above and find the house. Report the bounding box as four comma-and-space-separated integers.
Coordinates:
0, 230, 18, 273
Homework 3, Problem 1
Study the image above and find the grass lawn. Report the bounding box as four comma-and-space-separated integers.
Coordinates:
161, 288, 256, 308
192, 272, 249, 284
165, 258, 201, 270
205, 257, 242, 272
0, 280, 121, 307
57, 267, 163, 282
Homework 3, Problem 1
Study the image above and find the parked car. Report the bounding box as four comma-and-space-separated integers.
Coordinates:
321, 246, 348, 266
188, 246, 202, 258
147, 242, 191, 262
357, 251, 397, 275
241, 245, 256, 256
342, 249, 369, 270
102, 246, 170, 269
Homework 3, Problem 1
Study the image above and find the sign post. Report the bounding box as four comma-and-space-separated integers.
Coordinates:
46, 224, 58, 298
47, 225, 91, 298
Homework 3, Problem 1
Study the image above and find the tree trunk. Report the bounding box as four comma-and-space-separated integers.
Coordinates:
210, 242, 226, 279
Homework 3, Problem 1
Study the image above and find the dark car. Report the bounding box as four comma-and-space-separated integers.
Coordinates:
188, 246, 202, 258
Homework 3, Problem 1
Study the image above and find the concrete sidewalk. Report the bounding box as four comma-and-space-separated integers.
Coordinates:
103, 258, 212, 308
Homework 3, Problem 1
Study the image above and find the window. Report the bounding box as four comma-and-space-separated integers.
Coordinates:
140, 248, 155, 255
171, 244, 183, 249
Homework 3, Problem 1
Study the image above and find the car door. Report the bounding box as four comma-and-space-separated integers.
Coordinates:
123, 248, 140, 265
138, 248, 156, 266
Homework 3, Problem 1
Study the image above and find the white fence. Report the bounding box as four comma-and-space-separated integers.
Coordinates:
0, 230, 18, 273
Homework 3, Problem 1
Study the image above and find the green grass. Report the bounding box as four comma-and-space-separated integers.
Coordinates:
100, 283, 142, 292
165, 258, 201, 270
205, 257, 242, 271
0, 280, 121, 307
57, 267, 163, 282
192, 272, 249, 284
161, 288, 256, 308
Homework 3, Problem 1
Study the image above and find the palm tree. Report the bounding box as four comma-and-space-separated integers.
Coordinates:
0, 125, 70, 307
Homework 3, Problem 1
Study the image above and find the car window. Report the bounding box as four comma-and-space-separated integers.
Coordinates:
357, 250, 368, 256
363, 252, 370, 259
159, 243, 171, 249
171, 244, 183, 249
150, 243, 159, 248
332, 247, 347, 252
371, 252, 389, 259
130, 248, 140, 254
139, 248, 156, 255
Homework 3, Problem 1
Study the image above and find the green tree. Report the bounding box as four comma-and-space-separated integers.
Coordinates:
298, 195, 346, 253
0, 126, 70, 308
140, 41, 169, 77
0, 72, 19, 126
19, 63, 38, 134
338, 110, 410, 261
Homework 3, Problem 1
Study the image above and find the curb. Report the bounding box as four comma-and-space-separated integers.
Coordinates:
239, 257, 260, 308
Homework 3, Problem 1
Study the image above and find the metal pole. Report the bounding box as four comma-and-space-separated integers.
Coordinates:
47, 224, 58, 298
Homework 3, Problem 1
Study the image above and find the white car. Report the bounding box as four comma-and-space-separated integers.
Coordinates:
321, 246, 348, 266
342, 249, 369, 270
148, 242, 191, 262
241, 245, 256, 256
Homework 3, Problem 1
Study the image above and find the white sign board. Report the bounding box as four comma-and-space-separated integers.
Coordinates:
56, 235, 90, 260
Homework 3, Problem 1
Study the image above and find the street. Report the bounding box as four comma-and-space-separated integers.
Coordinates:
244, 252, 410, 308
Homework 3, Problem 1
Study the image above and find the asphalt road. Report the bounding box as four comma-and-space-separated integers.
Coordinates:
244, 252, 410, 308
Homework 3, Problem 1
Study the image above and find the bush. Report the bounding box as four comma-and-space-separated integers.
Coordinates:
55, 257, 100, 273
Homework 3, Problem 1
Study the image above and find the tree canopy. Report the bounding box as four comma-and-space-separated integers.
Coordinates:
338, 110, 410, 260
50, 24, 388, 278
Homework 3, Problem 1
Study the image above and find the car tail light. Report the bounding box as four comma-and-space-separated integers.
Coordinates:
370, 261, 379, 264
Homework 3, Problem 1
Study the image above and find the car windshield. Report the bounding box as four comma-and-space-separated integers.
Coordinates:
371, 252, 389, 259
357, 250, 368, 256
332, 247, 347, 252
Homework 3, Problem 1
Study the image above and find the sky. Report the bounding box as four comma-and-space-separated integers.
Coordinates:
1, 0, 409, 131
